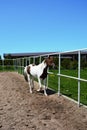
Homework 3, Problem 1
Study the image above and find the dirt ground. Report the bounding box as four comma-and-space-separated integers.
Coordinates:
0, 72, 87, 130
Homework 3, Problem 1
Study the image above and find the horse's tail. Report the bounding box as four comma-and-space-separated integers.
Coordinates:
23, 66, 28, 82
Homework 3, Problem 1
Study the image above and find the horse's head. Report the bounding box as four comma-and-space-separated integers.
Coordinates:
45, 56, 54, 67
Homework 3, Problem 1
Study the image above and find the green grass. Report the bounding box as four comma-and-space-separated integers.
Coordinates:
0, 65, 15, 72
48, 69, 87, 105
0, 65, 24, 74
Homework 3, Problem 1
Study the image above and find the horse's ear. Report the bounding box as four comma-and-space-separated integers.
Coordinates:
48, 56, 50, 59
44, 56, 49, 63
44, 56, 53, 63
48, 56, 51, 59
48, 56, 53, 60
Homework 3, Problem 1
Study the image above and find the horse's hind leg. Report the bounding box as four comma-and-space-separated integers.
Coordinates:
27, 74, 32, 93
31, 77, 34, 90
37, 77, 42, 92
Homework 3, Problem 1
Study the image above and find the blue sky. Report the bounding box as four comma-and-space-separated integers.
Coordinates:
0, 0, 87, 58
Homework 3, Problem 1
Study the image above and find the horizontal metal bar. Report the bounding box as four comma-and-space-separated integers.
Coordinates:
58, 73, 87, 82
14, 65, 24, 68
48, 72, 87, 83
48, 72, 54, 74
60, 48, 87, 54
57, 73, 78, 80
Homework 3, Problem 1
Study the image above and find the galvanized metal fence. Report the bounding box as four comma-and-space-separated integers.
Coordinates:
1, 48, 87, 107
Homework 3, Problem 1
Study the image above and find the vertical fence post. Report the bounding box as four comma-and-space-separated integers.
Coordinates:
29, 57, 30, 64
19, 58, 20, 73
47, 55, 49, 88
3, 59, 4, 71
58, 53, 61, 96
23, 58, 24, 74
26, 57, 27, 66
78, 51, 81, 107
14, 59, 16, 71
39, 56, 41, 63
33, 57, 35, 64
21, 58, 23, 74
16, 58, 18, 72
20, 58, 21, 74
13, 59, 14, 71
15, 59, 17, 71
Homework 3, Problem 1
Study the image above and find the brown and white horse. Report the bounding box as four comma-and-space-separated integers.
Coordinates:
24, 56, 53, 96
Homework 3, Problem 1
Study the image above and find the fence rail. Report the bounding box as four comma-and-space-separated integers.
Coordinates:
1, 48, 87, 107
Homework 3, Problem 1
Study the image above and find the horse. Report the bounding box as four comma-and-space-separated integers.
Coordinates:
24, 56, 53, 96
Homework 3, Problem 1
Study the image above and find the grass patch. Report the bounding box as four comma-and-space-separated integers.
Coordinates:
0, 66, 15, 72
48, 69, 87, 105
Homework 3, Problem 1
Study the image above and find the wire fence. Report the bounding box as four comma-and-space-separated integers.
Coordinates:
0, 48, 87, 107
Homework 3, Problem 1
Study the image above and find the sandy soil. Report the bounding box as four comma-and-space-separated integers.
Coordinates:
0, 72, 87, 130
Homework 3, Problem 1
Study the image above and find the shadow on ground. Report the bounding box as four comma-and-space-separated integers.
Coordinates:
39, 88, 56, 96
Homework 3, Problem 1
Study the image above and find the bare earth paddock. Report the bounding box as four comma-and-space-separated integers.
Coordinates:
0, 72, 87, 130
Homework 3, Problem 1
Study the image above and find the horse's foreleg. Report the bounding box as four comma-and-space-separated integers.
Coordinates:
37, 77, 42, 92
43, 78, 47, 96
27, 74, 32, 93
31, 77, 34, 90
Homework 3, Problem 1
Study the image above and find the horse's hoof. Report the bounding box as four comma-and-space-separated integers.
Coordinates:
37, 89, 40, 92
30, 91, 32, 93
45, 93, 48, 96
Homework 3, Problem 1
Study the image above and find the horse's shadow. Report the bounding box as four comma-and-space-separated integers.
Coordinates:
39, 88, 56, 96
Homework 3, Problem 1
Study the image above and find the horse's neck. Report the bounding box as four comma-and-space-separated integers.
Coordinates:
39, 60, 47, 69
